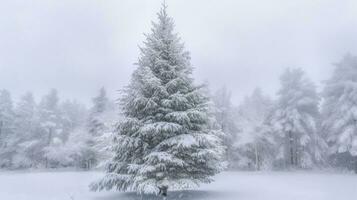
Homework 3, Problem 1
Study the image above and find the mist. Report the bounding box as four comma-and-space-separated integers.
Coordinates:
1, 0, 357, 104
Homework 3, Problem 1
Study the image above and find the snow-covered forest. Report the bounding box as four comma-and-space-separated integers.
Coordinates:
0, 87, 116, 169
1, 1, 357, 200
3, 56, 357, 172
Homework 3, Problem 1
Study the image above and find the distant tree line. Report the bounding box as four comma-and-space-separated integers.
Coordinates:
0, 87, 116, 169
1, 55, 357, 173
213, 54, 357, 173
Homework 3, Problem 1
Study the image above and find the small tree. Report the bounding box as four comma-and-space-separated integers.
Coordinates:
91, 4, 225, 196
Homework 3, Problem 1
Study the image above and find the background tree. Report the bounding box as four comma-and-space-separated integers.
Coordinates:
86, 87, 116, 169
270, 68, 324, 169
88, 87, 110, 136
0, 90, 15, 168
60, 100, 88, 135
212, 86, 239, 169
12, 92, 40, 168
235, 88, 275, 170
321, 54, 357, 172
38, 89, 64, 167
54, 100, 89, 167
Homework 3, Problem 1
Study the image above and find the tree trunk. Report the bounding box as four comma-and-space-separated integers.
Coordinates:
254, 144, 260, 170
45, 127, 53, 168
47, 127, 53, 145
0, 121, 3, 137
0, 121, 3, 148
288, 131, 294, 166
294, 137, 298, 168
158, 186, 168, 199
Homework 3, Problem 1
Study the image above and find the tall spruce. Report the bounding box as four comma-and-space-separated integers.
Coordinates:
321, 55, 357, 172
91, 4, 225, 195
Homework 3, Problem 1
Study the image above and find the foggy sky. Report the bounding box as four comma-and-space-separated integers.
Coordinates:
1, 0, 357, 105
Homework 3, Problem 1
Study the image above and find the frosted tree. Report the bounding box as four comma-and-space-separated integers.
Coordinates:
91, 4, 225, 196
211, 86, 239, 168
235, 88, 275, 170
64, 127, 95, 168
58, 100, 89, 167
88, 87, 110, 137
271, 68, 325, 169
12, 92, 40, 168
87, 87, 116, 169
61, 100, 88, 132
38, 89, 64, 167
0, 90, 15, 168
321, 55, 357, 172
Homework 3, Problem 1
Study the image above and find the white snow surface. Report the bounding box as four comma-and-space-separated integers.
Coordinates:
0, 170, 356, 200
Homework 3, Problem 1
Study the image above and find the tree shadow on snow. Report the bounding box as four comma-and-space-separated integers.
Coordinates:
93, 190, 231, 200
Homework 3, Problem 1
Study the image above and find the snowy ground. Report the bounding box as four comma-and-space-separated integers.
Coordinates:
0, 170, 356, 200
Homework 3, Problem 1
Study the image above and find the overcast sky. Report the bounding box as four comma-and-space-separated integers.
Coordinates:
1, 0, 357, 105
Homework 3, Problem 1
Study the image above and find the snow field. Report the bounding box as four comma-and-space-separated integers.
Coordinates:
0, 171, 355, 200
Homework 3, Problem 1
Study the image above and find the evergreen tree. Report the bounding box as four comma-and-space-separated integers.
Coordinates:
61, 100, 88, 133
271, 68, 325, 168
91, 4, 224, 196
12, 92, 40, 168
235, 88, 275, 170
321, 55, 357, 172
38, 89, 64, 167
212, 86, 239, 169
58, 100, 90, 168
63, 127, 94, 168
0, 90, 15, 167
86, 87, 116, 169
88, 87, 110, 137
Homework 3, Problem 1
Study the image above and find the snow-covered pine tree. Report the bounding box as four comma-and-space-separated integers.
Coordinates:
91, 4, 225, 196
88, 87, 110, 137
38, 89, 64, 167
12, 92, 40, 168
271, 68, 325, 169
0, 90, 15, 168
235, 88, 275, 170
321, 55, 357, 172
61, 100, 88, 133
64, 126, 95, 168
212, 86, 239, 169
87, 87, 116, 169
58, 100, 90, 167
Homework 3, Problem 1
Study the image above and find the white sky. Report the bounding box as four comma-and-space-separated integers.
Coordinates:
1, 0, 357, 105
